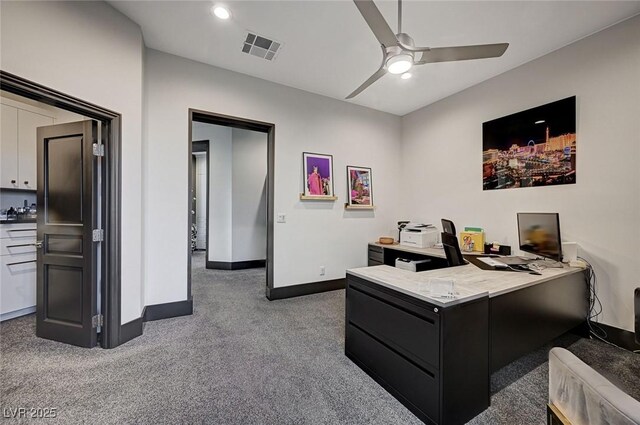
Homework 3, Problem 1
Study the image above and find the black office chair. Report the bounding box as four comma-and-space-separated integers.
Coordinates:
441, 219, 456, 236
441, 232, 466, 267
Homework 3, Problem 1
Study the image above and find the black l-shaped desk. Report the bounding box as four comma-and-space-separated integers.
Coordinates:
345, 243, 588, 425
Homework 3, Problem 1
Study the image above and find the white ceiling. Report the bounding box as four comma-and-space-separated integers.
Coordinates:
109, 1, 640, 116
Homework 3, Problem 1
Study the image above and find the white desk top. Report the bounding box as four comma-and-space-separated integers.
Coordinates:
347, 263, 584, 308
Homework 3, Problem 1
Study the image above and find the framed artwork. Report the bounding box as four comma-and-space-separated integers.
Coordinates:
482, 96, 576, 190
301, 152, 335, 199
346, 166, 373, 209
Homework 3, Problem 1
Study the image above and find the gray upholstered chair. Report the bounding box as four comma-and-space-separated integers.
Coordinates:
548, 347, 640, 425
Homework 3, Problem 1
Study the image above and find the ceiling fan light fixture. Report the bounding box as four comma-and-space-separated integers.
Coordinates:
211, 5, 231, 20
387, 54, 413, 75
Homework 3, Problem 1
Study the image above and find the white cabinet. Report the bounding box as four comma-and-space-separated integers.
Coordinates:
18, 110, 53, 190
0, 224, 37, 321
0, 223, 37, 239
1, 104, 19, 188
0, 104, 53, 190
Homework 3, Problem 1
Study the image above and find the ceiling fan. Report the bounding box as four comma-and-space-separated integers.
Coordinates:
346, 0, 509, 99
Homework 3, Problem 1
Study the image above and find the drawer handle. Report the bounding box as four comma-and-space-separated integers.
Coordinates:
6, 229, 36, 232
6, 243, 35, 248
6, 260, 36, 266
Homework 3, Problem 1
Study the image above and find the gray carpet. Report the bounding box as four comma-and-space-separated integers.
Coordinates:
1, 251, 637, 424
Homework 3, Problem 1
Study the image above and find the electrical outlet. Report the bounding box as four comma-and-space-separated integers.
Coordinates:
277, 213, 286, 223
320, 266, 325, 276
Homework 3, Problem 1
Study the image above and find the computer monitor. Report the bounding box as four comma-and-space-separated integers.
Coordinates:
517, 213, 562, 262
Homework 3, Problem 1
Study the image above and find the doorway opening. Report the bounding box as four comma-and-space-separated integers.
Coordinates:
1, 71, 122, 348
188, 110, 275, 298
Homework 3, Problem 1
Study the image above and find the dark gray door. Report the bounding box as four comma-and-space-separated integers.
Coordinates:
36, 121, 98, 348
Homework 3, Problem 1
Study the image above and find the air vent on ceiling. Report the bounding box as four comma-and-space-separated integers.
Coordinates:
242, 32, 281, 61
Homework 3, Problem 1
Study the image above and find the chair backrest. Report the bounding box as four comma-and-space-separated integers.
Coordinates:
441, 232, 465, 267
441, 218, 456, 236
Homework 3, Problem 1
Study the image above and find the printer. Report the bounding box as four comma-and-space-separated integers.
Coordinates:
399, 223, 439, 249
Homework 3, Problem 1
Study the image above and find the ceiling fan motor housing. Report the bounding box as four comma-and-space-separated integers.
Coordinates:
384, 33, 415, 73
386, 33, 415, 60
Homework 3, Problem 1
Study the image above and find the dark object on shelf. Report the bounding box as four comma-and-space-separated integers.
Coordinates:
6, 207, 17, 221
441, 232, 465, 267
441, 218, 456, 236
484, 243, 511, 256
635, 288, 639, 344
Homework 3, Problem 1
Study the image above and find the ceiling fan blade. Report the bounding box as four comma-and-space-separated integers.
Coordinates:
353, 0, 398, 48
346, 67, 387, 99
415, 43, 509, 64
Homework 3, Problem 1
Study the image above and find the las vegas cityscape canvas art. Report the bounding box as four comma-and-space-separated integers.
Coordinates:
482, 96, 576, 190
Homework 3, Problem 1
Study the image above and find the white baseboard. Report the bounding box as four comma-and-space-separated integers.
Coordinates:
1, 306, 36, 322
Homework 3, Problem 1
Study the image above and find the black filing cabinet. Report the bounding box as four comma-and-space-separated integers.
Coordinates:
345, 274, 489, 425
367, 244, 384, 266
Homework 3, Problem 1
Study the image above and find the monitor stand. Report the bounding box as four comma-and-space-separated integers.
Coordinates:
498, 256, 535, 266
536, 257, 564, 268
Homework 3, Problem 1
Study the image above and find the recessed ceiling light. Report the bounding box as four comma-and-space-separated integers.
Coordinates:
401, 73, 412, 80
535, 120, 545, 124
211, 5, 231, 20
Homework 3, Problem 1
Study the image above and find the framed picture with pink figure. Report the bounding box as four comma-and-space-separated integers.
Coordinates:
346, 166, 373, 209
302, 152, 335, 199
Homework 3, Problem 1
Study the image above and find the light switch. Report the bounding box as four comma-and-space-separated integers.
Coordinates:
277, 213, 286, 223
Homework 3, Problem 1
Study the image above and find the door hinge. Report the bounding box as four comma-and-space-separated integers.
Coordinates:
92, 314, 103, 328
92, 229, 104, 242
92, 143, 104, 157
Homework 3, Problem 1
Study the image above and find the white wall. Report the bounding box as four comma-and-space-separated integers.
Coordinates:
192, 122, 233, 262
401, 16, 640, 332
1, 1, 144, 324
231, 128, 268, 262
144, 48, 402, 304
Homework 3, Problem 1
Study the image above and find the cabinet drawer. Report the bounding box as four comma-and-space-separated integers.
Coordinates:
368, 259, 383, 267
347, 324, 440, 423
1, 252, 37, 315
348, 283, 440, 370
1, 237, 36, 256
0, 224, 37, 239
368, 248, 384, 264
368, 244, 383, 254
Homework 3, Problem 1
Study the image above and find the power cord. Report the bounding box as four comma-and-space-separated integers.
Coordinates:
579, 257, 637, 353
